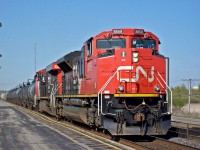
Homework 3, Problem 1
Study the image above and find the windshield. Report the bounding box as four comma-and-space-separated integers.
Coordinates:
96, 38, 126, 49
131, 38, 156, 50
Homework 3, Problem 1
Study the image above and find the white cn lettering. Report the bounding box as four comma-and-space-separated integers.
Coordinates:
117, 66, 154, 82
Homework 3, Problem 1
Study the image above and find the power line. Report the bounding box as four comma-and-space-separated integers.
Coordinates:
182, 79, 200, 112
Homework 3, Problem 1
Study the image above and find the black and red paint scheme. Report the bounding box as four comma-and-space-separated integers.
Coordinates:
7, 28, 172, 136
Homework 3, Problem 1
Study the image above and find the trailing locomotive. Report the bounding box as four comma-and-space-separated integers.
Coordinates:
7, 28, 172, 136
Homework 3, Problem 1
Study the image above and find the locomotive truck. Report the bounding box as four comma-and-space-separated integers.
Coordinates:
7, 28, 172, 136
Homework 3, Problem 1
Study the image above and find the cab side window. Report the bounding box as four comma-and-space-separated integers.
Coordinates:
80, 47, 84, 78
87, 42, 92, 57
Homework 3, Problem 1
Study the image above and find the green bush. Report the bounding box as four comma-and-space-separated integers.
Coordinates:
173, 96, 187, 107
171, 84, 200, 119
171, 84, 200, 107
172, 84, 188, 107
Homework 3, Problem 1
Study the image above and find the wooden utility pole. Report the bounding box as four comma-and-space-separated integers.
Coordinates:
0, 22, 2, 69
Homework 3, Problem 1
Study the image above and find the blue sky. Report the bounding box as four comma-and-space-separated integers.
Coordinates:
0, 0, 200, 90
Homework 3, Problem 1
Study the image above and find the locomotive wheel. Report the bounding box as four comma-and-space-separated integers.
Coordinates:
95, 127, 98, 132
102, 129, 106, 134
35, 101, 40, 111
56, 115, 61, 121
111, 136, 120, 141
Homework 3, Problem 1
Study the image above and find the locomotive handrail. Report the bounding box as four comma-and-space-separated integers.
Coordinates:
50, 83, 55, 108
157, 71, 173, 113
155, 75, 171, 111
98, 66, 133, 116
155, 74, 169, 102
50, 83, 62, 108
98, 73, 116, 116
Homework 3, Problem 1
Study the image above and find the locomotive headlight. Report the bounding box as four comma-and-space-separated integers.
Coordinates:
133, 52, 139, 57
154, 85, 160, 92
132, 52, 139, 63
118, 85, 124, 92
133, 57, 139, 62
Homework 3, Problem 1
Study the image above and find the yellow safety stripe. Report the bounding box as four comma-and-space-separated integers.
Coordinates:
37, 96, 49, 99
56, 94, 98, 98
114, 93, 159, 97
37, 93, 159, 99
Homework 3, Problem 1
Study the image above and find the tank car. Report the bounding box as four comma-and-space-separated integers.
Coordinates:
0, 92, 7, 100
7, 86, 21, 104
7, 80, 35, 108
22, 80, 35, 109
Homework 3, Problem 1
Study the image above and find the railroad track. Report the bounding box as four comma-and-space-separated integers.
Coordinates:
9, 102, 199, 150
170, 121, 200, 142
119, 134, 198, 150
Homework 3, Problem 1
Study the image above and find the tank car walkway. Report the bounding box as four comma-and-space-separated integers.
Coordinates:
0, 100, 83, 150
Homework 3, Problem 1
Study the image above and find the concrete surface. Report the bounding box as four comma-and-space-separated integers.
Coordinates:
0, 100, 83, 150
181, 103, 200, 113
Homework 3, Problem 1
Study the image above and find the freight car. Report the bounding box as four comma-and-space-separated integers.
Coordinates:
6, 80, 35, 108
0, 91, 7, 100
7, 28, 172, 136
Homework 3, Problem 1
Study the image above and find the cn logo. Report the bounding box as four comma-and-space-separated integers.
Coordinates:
117, 66, 154, 82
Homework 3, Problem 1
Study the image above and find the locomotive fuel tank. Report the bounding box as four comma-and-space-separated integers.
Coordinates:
39, 100, 49, 113
62, 98, 88, 124
62, 106, 88, 124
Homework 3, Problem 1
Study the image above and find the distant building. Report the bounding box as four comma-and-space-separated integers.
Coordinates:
193, 86, 199, 90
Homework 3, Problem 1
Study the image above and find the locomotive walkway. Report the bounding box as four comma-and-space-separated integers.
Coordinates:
0, 100, 133, 150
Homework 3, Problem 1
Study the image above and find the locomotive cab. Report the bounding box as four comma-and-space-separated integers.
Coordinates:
80, 28, 172, 135
37, 63, 63, 115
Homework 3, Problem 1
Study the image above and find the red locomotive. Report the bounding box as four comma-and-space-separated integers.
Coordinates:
7, 28, 172, 136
